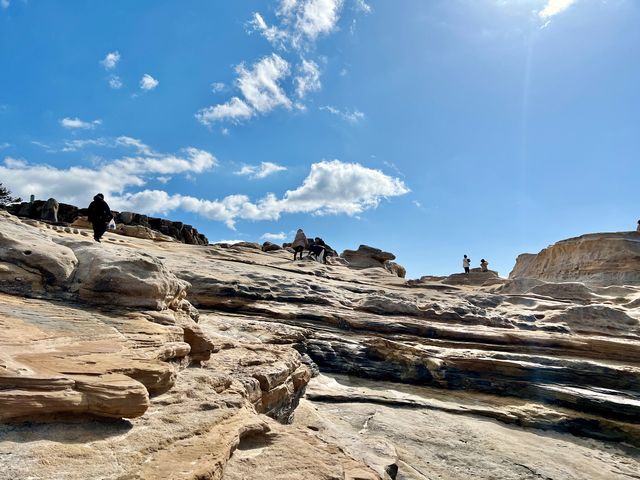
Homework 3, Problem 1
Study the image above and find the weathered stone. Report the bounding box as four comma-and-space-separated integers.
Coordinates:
262, 241, 282, 252
41, 198, 59, 222
510, 232, 640, 285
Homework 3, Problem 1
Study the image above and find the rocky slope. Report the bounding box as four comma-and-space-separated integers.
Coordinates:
1, 210, 639, 479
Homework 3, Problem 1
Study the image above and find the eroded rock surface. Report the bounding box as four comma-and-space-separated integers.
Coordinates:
1, 210, 640, 479
510, 232, 640, 285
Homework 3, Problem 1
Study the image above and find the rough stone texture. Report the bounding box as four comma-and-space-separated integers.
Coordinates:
341, 244, 396, 268
0, 211, 77, 294
2, 211, 640, 479
510, 231, 640, 285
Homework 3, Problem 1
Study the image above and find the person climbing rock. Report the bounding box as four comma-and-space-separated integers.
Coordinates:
480, 259, 489, 272
87, 193, 112, 243
463, 254, 471, 274
309, 237, 335, 264
291, 229, 308, 260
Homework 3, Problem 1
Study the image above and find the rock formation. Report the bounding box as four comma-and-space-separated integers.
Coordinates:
341, 244, 407, 278
7, 199, 209, 245
510, 231, 640, 285
1, 210, 639, 479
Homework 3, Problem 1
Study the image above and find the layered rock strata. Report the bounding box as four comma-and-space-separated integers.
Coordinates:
1, 211, 639, 479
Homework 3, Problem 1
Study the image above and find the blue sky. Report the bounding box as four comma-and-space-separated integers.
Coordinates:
1, 0, 638, 278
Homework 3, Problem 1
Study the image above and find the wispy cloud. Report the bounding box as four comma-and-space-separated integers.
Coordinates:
538, 0, 576, 19
235, 161, 287, 179
60, 117, 102, 130
295, 59, 321, 99
1, 0, 10, 10
196, 54, 291, 125
211, 82, 226, 92
101, 51, 121, 70
108, 75, 123, 89
261, 232, 288, 241
354, 0, 371, 13
197, 0, 368, 128
0, 142, 11, 150
320, 105, 364, 123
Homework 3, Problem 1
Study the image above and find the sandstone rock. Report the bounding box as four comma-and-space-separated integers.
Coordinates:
384, 260, 406, 278
262, 241, 282, 252
0, 211, 78, 294
69, 244, 190, 310
341, 245, 408, 277
510, 232, 640, 285
341, 245, 396, 268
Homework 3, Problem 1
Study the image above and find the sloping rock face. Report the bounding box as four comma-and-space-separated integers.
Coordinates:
510, 232, 640, 285
1, 211, 640, 479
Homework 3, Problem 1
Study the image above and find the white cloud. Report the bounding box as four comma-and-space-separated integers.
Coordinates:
295, 59, 321, 99
0, 142, 11, 149
248, 12, 289, 48
2, 155, 407, 230
235, 161, 287, 179
261, 232, 288, 241
140, 74, 159, 91
237, 54, 291, 113
213, 239, 244, 245
101, 51, 121, 70
196, 97, 254, 125
156, 176, 171, 184
211, 82, 226, 92
197, 0, 369, 127
115, 136, 156, 156
354, 0, 371, 13
1, 144, 217, 209
320, 105, 364, 123
539, 0, 576, 19
60, 117, 102, 130
108, 75, 123, 89
196, 54, 291, 125
289, 0, 345, 46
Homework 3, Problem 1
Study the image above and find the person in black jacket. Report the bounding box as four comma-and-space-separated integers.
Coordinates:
87, 193, 112, 242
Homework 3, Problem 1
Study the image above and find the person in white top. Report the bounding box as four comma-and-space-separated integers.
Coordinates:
463, 254, 470, 274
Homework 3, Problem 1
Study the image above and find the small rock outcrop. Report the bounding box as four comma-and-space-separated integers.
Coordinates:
41, 198, 59, 223
8, 200, 209, 245
341, 245, 406, 277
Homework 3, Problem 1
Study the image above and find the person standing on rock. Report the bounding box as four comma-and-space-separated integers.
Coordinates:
480, 259, 489, 272
87, 193, 112, 243
463, 254, 471, 274
292, 229, 308, 261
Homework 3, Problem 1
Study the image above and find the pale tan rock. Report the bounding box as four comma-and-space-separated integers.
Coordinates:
510, 232, 640, 285
69, 244, 190, 310
0, 211, 77, 294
